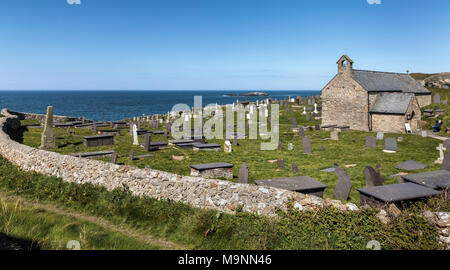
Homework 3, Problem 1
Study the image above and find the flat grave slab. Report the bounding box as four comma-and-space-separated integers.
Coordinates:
401, 170, 450, 190
133, 154, 154, 159
70, 150, 115, 158
190, 162, 234, 179
83, 134, 114, 147
358, 183, 440, 207
168, 139, 195, 146
395, 160, 427, 171
255, 176, 328, 198
137, 130, 151, 135
97, 129, 121, 136
193, 143, 220, 151
150, 130, 165, 135
55, 121, 83, 128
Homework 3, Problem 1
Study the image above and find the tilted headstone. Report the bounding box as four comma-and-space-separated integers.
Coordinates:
433, 93, 441, 104
239, 163, 249, 184
376, 132, 384, 140
302, 136, 312, 154
277, 159, 285, 169
333, 167, 352, 201
363, 166, 385, 187
384, 138, 397, 152
365, 136, 376, 149
40, 106, 56, 149
111, 152, 118, 164
292, 163, 299, 173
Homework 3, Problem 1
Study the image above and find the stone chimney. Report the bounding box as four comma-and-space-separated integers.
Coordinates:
337, 55, 354, 76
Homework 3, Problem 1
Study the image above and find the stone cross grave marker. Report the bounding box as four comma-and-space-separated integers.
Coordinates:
365, 136, 376, 149
435, 144, 447, 164
363, 166, 385, 187
40, 106, 56, 149
384, 138, 397, 153
292, 163, 299, 173
288, 143, 294, 151
239, 162, 249, 184
132, 124, 139, 145
433, 93, 441, 104
376, 132, 384, 140
333, 166, 352, 201
303, 136, 312, 154
277, 159, 285, 169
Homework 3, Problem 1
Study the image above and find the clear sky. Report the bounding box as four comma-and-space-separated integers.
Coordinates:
0, 0, 449, 90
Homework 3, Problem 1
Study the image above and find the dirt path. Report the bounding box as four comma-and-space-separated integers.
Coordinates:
0, 192, 188, 250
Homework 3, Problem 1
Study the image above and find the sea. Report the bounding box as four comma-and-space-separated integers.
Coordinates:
0, 90, 320, 121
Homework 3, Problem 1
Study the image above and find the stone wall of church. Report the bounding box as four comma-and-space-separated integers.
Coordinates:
416, 94, 432, 108
321, 73, 369, 131
371, 114, 406, 134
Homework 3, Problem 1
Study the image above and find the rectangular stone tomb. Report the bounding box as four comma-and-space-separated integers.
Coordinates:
401, 170, 450, 191
75, 123, 109, 129
176, 143, 197, 148
55, 121, 83, 127
97, 129, 121, 136
69, 150, 115, 158
190, 162, 234, 179
193, 143, 220, 151
255, 176, 328, 198
137, 130, 151, 135
141, 142, 168, 149
150, 130, 165, 135
83, 135, 114, 147
168, 139, 195, 146
357, 183, 440, 208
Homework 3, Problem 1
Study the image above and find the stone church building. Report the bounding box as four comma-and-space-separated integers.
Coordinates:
321, 55, 432, 134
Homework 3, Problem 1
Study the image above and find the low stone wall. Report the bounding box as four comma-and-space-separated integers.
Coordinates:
5, 109, 76, 123
0, 108, 358, 217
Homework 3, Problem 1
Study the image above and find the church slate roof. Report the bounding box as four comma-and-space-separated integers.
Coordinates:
370, 93, 414, 114
353, 70, 431, 94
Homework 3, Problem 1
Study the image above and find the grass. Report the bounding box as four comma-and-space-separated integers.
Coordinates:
421, 87, 450, 138
0, 155, 446, 250
19, 104, 448, 206
0, 197, 161, 250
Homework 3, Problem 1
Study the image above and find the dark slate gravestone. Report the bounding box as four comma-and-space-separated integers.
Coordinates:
278, 141, 282, 150
290, 118, 297, 128
164, 129, 168, 139
239, 162, 249, 184
305, 113, 310, 121
333, 167, 352, 201
298, 127, 305, 137
365, 136, 376, 149
129, 149, 134, 161
277, 159, 285, 169
315, 125, 320, 131
111, 152, 118, 164
83, 135, 114, 147
395, 160, 427, 171
143, 133, 152, 151
401, 170, 450, 190
302, 136, 312, 154
292, 163, 299, 173
363, 166, 385, 187
433, 93, 441, 104
442, 153, 450, 171
358, 183, 440, 208
384, 138, 397, 152
233, 137, 239, 146
255, 176, 327, 198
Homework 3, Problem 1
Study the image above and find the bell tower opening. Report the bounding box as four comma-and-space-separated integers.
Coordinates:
337, 55, 354, 74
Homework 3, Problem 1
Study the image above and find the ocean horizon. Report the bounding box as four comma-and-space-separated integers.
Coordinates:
0, 90, 321, 121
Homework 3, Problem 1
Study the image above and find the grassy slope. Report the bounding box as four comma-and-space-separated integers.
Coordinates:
421, 87, 450, 138
0, 155, 446, 250
20, 107, 447, 206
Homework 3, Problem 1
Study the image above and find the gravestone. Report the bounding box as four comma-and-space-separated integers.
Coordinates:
298, 127, 305, 137
224, 140, 232, 153
433, 93, 441, 104
402, 170, 450, 190
164, 129, 168, 139
384, 138, 397, 153
129, 149, 134, 161
443, 100, 448, 105
291, 118, 297, 128
333, 167, 352, 201
443, 139, 450, 150
376, 132, 384, 140
435, 144, 446, 164
143, 133, 151, 151
132, 124, 139, 145
365, 136, 376, 149
422, 131, 428, 138
288, 143, 294, 151
395, 160, 427, 171
40, 106, 56, 149
233, 137, 239, 146
277, 159, 285, 169
278, 141, 282, 150
111, 152, 118, 164
305, 113, 310, 121
239, 163, 249, 184
363, 166, 385, 187
330, 131, 339, 141
315, 125, 320, 131
292, 163, 299, 173
303, 136, 312, 154
442, 153, 450, 171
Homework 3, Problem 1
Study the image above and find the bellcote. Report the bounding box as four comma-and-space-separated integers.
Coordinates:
337, 55, 354, 75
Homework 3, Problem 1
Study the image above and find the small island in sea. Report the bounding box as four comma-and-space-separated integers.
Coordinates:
225, 91, 269, 97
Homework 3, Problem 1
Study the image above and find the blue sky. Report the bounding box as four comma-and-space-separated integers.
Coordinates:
0, 0, 449, 90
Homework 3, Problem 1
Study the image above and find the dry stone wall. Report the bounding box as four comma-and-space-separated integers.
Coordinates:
0, 108, 358, 217
6, 109, 75, 123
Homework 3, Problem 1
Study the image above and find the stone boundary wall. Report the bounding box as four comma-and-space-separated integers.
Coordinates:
6, 109, 76, 123
0, 108, 358, 217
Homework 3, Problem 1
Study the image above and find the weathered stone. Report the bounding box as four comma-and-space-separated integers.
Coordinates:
363, 166, 385, 187
40, 106, 56, 149
239, 162, 249, 184
303, 136, 312, 154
